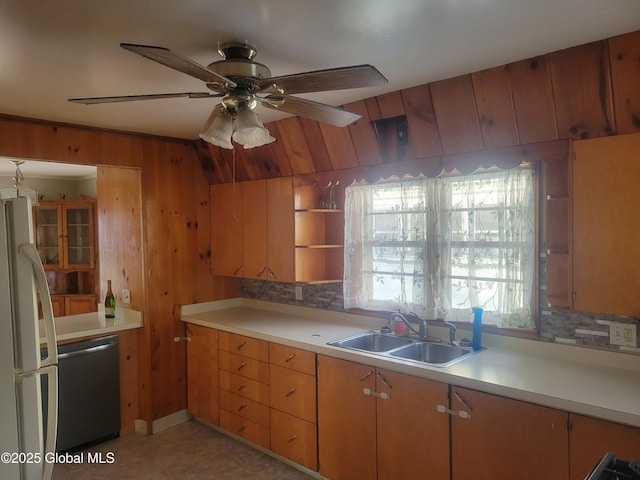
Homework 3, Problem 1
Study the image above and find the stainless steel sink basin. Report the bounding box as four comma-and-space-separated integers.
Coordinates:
389, 342, 473, 366
329, 332, 415, 352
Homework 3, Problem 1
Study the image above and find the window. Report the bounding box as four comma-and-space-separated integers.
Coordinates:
343, 167, 536, 328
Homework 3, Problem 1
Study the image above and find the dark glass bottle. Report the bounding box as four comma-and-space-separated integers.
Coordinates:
105, 280, 116, 318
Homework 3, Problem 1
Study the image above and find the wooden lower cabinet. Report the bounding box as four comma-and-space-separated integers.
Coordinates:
317, 355, 449, 480
218, 332, 270, 449
569, 414, 640, 480
450, 386, 569, 480
269, 343, 318, 471
186, 324, 219, 425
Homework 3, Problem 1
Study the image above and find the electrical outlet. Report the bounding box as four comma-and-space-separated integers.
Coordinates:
295, 285, 303, 301
609, 322, 637, 347
122, 289, 131, 305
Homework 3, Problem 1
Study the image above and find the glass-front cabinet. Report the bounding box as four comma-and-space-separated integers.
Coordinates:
34, 201, 95, 270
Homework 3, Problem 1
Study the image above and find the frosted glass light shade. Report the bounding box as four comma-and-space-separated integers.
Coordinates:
199, 109, 233, 149
232, 108, 275, 148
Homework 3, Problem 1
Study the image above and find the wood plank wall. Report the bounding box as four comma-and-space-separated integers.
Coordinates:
0, 116, 241, 430
197, 30, 640, 184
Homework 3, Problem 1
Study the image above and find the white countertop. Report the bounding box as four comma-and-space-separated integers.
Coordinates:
40, 305, 143, 344
182, 298, 640, 428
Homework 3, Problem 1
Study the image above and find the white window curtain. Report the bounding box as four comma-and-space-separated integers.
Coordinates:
343, 168, 535, 328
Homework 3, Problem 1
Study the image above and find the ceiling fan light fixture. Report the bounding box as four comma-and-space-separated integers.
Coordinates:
199, 108, 233, 149
232, 107, 275, 148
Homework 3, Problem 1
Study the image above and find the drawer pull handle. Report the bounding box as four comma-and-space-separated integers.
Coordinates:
238, 424, 248, 433
238, 382, 248, 391
237, 341, 246, 350
286, 387, 297, 397
359, 370, 373, 381
285, 353, 296, 363
238, 403, 247, 412
287, 435, 298, 443
238, 361, 247, 371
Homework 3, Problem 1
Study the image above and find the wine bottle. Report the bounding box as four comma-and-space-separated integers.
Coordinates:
105, 280, 116, 318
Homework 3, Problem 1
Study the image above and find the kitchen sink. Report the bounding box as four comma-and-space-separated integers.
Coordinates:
328, 332, 415, 352
329, 330, 481, 367
388, 342, 473, 367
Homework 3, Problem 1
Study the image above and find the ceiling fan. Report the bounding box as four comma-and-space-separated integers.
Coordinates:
69, 42, 388, 148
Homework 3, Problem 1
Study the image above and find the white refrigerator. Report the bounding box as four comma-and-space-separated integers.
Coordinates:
0, 196, 58, 480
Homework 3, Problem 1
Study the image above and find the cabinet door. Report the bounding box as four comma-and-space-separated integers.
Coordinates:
242, 179, 268, 280
451, 387, 569, 480
34, 204, 63, 270
65, 295, 96, 315
266, 177, 294, 282
186, 325, 219, 425
317, 355, 376, 480
376, 369, 450, 480
569, 414, 640, 480
573, 133, 640, 316
63, 204, 94, 269
210, 182, 243, 277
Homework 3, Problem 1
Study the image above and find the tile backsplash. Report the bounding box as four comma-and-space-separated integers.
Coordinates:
240, 276, 640, 355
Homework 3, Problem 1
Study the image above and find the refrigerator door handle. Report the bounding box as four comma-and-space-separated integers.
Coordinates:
18, 243, 58, 366
40, 364, 58, 480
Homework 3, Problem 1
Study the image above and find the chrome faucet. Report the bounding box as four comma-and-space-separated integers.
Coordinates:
388, 312, 429, 340
443, 321, 457, 344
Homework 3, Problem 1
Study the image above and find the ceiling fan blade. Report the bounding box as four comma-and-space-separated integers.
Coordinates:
120, 43, 236, 87
69, 92, 217, 104
261, 94, 361, 127
258, 64, 387, 95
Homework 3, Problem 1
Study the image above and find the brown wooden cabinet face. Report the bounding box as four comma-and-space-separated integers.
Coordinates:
569, 414, 640, 480
186, 325, 219, 426
451, 386, 569, 480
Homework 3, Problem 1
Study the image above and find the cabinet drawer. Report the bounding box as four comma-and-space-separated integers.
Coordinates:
219, 350, 270, 384
220, 409, 270, 449
219, 370, 269, 405
270, 364, 316, 423
219, 331, 268, 361
219, 390, 269, 427
269, 343, 316, 375
270, 409, 317, 471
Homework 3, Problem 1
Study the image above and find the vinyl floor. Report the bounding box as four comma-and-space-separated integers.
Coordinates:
51, 420, 315, 480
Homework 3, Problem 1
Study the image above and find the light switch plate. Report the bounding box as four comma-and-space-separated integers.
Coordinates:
609, 322, 637, 347
122, 289, 131, 305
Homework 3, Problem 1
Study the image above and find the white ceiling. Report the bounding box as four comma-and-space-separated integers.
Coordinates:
0, 159, 96, 179
2, 0, 640, 144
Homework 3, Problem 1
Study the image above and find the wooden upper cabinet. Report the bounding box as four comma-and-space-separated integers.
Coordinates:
211, 178, 293, 282
430, 74, 484, 154
242, 179, 268, 279
471, 65, 519, 149
34, 200, 95, 271
608, 30, 640, 135
265, 176, 294, 282
549, 40, 615, 140
210, 182, 243, 277
508, 56, 558, 144
572, 133, 640, 316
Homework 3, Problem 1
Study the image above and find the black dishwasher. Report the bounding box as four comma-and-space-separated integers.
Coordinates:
43, 335, 121, 452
